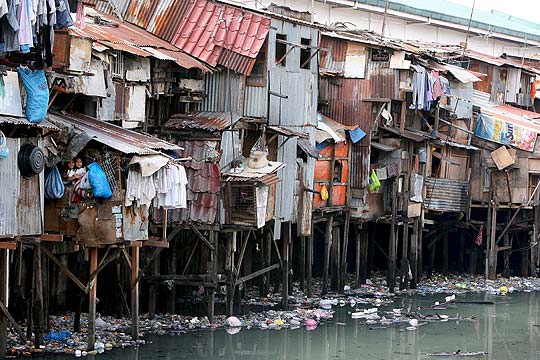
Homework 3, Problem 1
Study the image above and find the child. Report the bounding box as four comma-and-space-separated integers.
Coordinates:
66, 158, 86, 182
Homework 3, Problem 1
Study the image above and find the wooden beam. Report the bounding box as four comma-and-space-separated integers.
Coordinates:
0, 242, 17, 250
236, 263, 281, 286
40, 245, 87, 293
190, 225, 216, 251
143, 239, 170, 248
0, 299, 26, 342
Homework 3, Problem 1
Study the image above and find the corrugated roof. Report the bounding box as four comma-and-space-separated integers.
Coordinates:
172, 0, 271, 75
165, 112, 241, 132
70, 8, 211, 71
0, 115, 60, 131
47, 112, 181, 155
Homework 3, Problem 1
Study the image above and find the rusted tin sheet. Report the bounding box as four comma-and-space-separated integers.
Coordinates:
48, 112, 181, 155
424, 177, 469, 212
70, 8, 211, 71
165, 112, 240, 132
0, 138, 44, 237
319, 35, 347, 75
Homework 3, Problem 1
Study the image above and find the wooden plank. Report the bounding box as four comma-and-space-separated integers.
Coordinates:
40, 234, 63, 242
236, 263, 280, 286
40, 245, 87, 293
0, 242, 17, 250
143, 239, 170, 248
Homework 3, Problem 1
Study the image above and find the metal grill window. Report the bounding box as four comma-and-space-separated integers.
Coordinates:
111, 50, 124, 79
230, 183, 256, 226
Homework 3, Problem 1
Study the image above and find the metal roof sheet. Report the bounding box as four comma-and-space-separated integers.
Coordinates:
165, 112, 241, 132
0, 115, 60, 131
172, 0, 270, 74
424, 177, 469, 212
70, 8, 211, 71
48, 112, 181, 155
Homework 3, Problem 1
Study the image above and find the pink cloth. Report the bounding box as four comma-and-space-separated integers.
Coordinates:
431, 70, 443, 99
76, 1, 85, 30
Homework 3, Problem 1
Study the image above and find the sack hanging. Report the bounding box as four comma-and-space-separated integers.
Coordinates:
18, 66, 49, 123
369, 169, 381, 191
45, 165, 65, 199
87, 162, 113, 199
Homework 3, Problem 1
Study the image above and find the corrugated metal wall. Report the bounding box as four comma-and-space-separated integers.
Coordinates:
424, 177, 469, 212
198, 70, 241, 114
0, 138, 43, 237
244, 84, 267, 118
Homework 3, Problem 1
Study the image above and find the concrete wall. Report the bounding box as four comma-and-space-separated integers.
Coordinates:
254, 0, 539, 58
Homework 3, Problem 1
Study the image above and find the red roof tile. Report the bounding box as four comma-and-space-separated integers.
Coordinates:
172, 0, 270, 74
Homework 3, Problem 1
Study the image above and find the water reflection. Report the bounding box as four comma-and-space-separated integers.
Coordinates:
47, 292, 540, 360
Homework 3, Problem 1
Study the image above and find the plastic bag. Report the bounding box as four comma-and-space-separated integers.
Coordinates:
87, 162, 112, 199
78, 171, 92, 189
0, 130, 8, 159
18, 66, 49, 123
45, 165, 65, 199
369, 170, 381, 191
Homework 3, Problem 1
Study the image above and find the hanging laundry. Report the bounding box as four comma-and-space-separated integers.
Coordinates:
430, 70, 443, 99
154, 163, 188, 209
0, 0, 8, 18
74, 0, 84, 29
18, 0, 33, 53
125, 169, 156, 208
409, 65, 429, 110
0, 0, 20, 52
55, 0, 73, 28
440, 76, 451, 95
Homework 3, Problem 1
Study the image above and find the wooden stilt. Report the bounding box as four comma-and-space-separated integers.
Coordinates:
341, 212, 351, 290
88, 248, 98, 350
503, 233, 511, 278
322, 216, 333, 295
166, 239, 177, 314
131, 246, 140, 340
459, 230, 465, 273
360, 226, 369, 285
207, 231, 217, 323
148, 253, 160, 317
428, 241, 436, 279
0, 249, 8, 359
443, 232, 449, 276
263, 230, 272, 296
33, 244, 44, 347
488, 199, 498, 280
300, 235, 305, 291
225, 232, 235, 316
332, 225, 341, 292
388, 179, 397, 292
410, 219, 418, 289
282, 223, 290, 309
307, 223, 314, 297
400, 222, 410, 290
418, 213, 424, 280
355, 225, 361, 286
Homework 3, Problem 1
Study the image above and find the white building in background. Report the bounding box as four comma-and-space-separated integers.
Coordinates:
228, 0, 540, 59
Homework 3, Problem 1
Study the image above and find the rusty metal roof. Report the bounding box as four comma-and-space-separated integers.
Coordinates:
70, 8, 211, 71
48, 112, 181, 155
424, 177, 469, 212
0, 115, 60, 131
172, 0, 270, 74
165, 112, 241, 132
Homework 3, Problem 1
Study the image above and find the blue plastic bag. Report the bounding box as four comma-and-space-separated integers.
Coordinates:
45, 165, 65, 199
0, 131, 8, 159
87, 162, 112, 199
18, 66, 49, 123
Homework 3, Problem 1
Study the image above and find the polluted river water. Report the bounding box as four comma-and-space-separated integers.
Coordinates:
39, 291, 540, 360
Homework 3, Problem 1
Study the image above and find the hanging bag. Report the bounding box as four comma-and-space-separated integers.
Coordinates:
18, 66, 49, 123
0, 130, 9, 159
45, 165, 65, 199
87, 162, 112, 199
